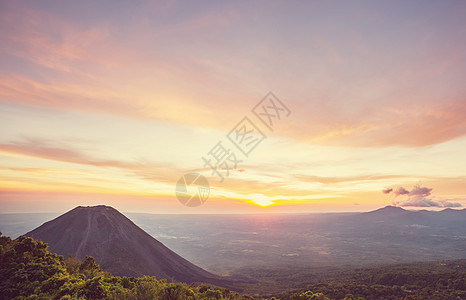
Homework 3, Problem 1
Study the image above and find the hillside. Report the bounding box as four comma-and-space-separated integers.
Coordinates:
0, 234, 254, 300
1, 233, 465, 299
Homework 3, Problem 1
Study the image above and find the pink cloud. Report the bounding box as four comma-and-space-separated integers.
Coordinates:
394, 187, 410, 196
388, 184, 462, 208
1, 1, 466, 150
382, 188, 393, 194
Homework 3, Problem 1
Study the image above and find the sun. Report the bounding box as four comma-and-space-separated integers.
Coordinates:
249, 194, 275, 207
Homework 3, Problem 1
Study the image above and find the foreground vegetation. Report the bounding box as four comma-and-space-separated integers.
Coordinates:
1, 233, 464, 299
0, 234, 333, 299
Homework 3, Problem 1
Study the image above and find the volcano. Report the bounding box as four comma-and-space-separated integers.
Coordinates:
26, 205, 230, 286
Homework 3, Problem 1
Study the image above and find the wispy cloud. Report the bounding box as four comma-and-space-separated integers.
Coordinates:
295, 174, 407, 185
0, 138, 181, 185
0, 138, 139, 169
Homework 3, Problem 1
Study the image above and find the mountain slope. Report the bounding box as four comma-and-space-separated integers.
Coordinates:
26, 205, 230, 287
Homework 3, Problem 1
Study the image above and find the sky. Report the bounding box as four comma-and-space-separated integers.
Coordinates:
1, 0, 466, 213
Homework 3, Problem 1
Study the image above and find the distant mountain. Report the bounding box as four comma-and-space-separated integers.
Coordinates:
357, 205, 466, 226
357, 205, 428, 224
362, 205, 408, 218
26, 205, 231, 287
365, 205, 406, 215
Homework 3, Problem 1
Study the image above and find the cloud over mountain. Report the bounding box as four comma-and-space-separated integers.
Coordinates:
383, 184, 462, 208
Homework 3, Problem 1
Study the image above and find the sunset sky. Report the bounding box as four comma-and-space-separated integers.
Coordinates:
1, 0, 466, 213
